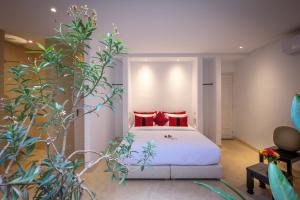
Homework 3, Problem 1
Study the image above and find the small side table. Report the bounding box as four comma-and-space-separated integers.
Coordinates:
246, 163, 292, 195
259, 146, 300, 179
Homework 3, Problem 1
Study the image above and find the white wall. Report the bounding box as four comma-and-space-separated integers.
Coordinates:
113, 60, 124, 138
84, 44, 117, 162
234, 39, 300, 149
221, 61, 236, 74
130, 61, 193, 114
203, 58, 222, 145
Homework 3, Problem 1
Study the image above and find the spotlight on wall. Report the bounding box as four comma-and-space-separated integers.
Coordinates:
50, 7, 57, 13
27, 40, 33, 44
239, 46, 244, 49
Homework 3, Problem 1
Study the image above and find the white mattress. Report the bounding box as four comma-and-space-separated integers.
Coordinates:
123, 126, 221, 166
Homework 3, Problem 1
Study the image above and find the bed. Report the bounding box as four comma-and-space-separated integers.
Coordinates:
124, 126, 223, 179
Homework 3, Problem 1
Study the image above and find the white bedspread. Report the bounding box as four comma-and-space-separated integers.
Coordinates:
123, 126, 221, 166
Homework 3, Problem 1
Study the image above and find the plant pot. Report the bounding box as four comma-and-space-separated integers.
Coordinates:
273, 126, 300, 152
291, 94, 300, 132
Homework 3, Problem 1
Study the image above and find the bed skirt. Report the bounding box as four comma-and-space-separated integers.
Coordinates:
126, 164, 223, 179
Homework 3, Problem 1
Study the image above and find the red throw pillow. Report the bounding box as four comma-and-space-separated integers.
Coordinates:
154, 112, 168, 126
135, 115, 154, 127
163, 111, 186, 115
134, 111, 156, 114
169, 116, 188, 127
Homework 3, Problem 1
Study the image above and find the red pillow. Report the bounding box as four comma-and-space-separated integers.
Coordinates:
169, 116, 188, 127
134, 111, 156, 114
154, 112, 168, 126
163, 111, 186, 115
135, 115, 154, 127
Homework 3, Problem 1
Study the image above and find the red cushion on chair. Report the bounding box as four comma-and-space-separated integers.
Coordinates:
169, 115, 188, 127
154, 112, 168, 126
134, 115, 154, 127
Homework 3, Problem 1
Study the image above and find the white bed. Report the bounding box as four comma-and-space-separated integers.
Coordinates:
124, 126, 223, 179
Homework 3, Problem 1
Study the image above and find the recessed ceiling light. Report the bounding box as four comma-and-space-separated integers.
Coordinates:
28, 40, 33, 43
239, 46, 244, 49
50, 7, 57, 13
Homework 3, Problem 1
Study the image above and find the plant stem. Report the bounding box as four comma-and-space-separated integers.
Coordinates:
0, 142, 10, 159
66, 150, 103, 161
77, 154, 109, 177
61, 127, 68, 156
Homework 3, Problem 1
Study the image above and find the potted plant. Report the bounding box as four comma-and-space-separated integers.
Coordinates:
0, 5, 154, 199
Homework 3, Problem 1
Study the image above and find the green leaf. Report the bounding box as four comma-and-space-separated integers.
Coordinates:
24, 143, 35, 157
9, 164, 40, 184
220, 179, 246, 200
74, 190, 79, 200
12, 187, 29, 200
47, 36, 63, 41
21, 137, 40, 149
194, 181, 237, 200
96, 104, 103, 112
291, 94, 300, 132
268, 163, 300, 200
12, 187, 23, 199
36, 43, 46, 51
40, 174, 57, 187
57, 87, 65, 93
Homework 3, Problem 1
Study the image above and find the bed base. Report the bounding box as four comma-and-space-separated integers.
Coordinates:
126, 164, 223, 179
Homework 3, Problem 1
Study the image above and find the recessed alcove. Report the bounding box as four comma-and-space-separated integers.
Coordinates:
123, 57, 200, 134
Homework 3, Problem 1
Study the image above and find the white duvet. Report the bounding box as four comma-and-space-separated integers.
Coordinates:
124, 126, 221, 166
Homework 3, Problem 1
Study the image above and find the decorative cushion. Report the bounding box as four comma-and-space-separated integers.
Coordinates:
134, 115, 154, 127
154, 112, 169, 126
169, 115, 188, 127
134, 111, 157, 114
163, 111, 186, 115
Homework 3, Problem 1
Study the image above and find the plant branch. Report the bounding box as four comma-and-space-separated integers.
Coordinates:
77, 154, 109, 177
67, 150, 103, 161
0, 142, 10, 159
83, 59, 110, 98
60, 127, 68, 156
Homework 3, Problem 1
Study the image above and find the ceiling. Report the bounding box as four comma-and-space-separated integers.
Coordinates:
1, 0, 300, 54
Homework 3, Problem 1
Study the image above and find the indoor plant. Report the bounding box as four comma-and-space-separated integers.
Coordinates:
0, 5, 154, 200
